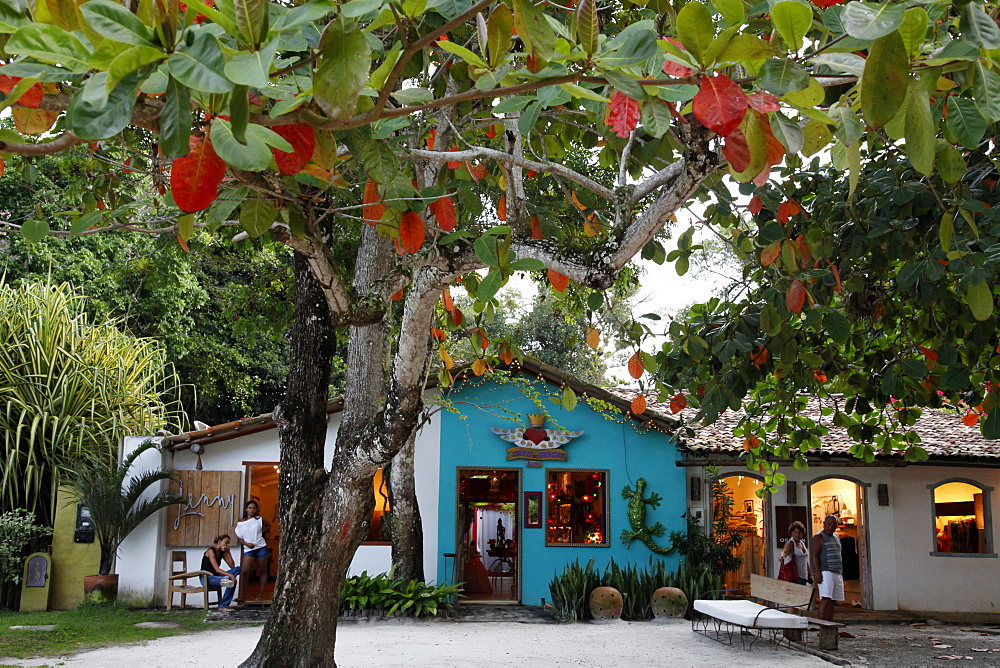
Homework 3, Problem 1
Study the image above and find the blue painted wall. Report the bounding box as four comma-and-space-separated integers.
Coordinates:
436, 373, 686, 605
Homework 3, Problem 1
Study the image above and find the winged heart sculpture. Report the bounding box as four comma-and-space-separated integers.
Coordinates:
491, 413, 584, 462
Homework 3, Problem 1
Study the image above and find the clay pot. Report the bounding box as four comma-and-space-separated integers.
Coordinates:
83, 574, 119, 604
651, 586, 688, 622
588, 586, 623, 622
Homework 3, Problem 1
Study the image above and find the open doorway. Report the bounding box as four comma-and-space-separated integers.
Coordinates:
809, 477, 869, 609
716, 474, 768, 591
242, 462, 280, 604
455, 468, 520, 604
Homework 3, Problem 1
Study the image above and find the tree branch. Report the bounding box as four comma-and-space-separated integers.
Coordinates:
405, 147, 615, 201
0, 131, 84, 155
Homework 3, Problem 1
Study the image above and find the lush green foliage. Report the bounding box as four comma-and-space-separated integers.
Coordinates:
0, 282, 183, 528
60, 439, 183, 576
0, 510, 51, 585
670, 471, 743, 575
0, 602, 213, 659
340, 569, 462, 617
547, 557, 720, 621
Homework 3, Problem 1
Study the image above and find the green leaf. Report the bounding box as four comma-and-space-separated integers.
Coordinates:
561, 82, 609, 102
314, 17, 371, 120
972, 61, 1000, 123
757, 58, 810, 96
561, 385, 577, 411
810, 53, 866, 77
512, 0, 556, 65
168, 29, 233, 93
801, 117, 833, 157
715, 0, 744, 26
938, 211, 954, 252
595, 26, 657, 67
210, 119, 292, 170
717, 34, 775, 63
230, 84, 250, 144
966, 280, 994, 322
107, 45, 165, 93
391, 87, 434, 106
6, 23, 91, 73
825, 309, 850, 344
959, 2, 1000, 49
982, 409, 1000, 440
897, 7, 927, 58
435, 39, 487, 68
841, 1, 905, 40
273, 0, 336, 28
859, 31, 907, 128
903, 82, 934, 176
640, 98, 672, 138
224, 38, 278, 88
0, 2, 29, 33
488, 4, 514, 66
19, 219, 50, 242
478, 269, 503, 302
518, 100, 541, 135
240, 196, 278, 238
936, 144, 967, 184
770, 111, 803, 155
510, 257, 545, 271
474, 236, 499, 266
676, 1, 713, 65
65, 73, 140, 140
573, 0, 597, 56
160, 76, 191, 158
234, 0, 267, 48
830, 105, 864, 147
360, 141, 399, 182
81, 0, 155, 46
946, 97, 986, 149
771, 1, 812, 52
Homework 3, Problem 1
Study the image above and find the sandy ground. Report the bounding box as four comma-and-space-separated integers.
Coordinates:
2, 620, 828, 667
825, 622, 1000, 666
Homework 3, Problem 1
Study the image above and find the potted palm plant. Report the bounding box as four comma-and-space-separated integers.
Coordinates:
61, 439, 184, 603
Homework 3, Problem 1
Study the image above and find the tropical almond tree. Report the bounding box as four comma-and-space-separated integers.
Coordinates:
0, 0, 995, 664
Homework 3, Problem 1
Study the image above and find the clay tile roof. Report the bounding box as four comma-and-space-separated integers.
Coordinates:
605, 391, 1000, 463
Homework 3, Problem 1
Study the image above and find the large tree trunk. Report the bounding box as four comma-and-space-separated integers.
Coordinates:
242, 253, 377, 667
388, 429, 424, 582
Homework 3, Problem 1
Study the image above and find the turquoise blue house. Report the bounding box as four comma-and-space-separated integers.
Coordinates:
435, 359, 687, 605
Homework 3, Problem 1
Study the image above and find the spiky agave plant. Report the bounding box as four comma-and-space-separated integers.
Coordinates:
61, 439, 184, 576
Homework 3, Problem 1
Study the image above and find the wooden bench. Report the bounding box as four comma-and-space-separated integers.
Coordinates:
692, 574, 845, 651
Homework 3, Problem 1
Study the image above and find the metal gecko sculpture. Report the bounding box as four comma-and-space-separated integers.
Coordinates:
620, 478, 675, 555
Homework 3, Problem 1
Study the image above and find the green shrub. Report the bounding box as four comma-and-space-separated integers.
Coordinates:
340, 570, 462, 618
547, 558, 602, 621
0, 510, 51, 586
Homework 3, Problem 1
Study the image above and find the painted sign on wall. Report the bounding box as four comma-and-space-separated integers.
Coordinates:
167, 471, 241, 547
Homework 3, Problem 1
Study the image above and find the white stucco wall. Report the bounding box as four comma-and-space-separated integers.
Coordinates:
119, 407, 444, 608
695, 462, 1000, 612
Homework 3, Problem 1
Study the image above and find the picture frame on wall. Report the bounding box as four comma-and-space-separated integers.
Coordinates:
744, 500, 754, 514
524, 491, 542, 529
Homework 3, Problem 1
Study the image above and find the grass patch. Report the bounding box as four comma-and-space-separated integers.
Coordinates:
0, 602, 222, 660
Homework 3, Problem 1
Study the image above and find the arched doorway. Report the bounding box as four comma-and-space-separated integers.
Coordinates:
716, 473, 769, 590
808, 476, 870, 609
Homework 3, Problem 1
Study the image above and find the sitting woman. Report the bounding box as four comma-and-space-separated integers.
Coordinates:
234, 500, 272, 602
201, 534, 241, 611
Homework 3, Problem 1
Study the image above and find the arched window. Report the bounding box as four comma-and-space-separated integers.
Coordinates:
929, 480, 995, 557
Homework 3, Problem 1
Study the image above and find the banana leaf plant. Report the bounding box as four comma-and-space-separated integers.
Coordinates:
61, 439, 184, 576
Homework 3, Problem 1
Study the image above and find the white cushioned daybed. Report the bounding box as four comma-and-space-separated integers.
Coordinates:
693, 599, 808, 630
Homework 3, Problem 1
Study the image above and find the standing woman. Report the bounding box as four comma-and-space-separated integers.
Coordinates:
234, 500, 271, 602
202, 534, 241, 611
780, 520, 810, 585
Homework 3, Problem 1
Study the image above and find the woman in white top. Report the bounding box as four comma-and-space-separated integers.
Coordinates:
234, 500, 271, 602
780, 520, 810, 585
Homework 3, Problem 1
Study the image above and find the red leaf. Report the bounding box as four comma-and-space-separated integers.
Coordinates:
795, 233, 811, 266
400, 211, 425, 253
761, 240, 781, 266
431, 326, 446, 342
468, 162, 487, 182
627, 352, 644, 379
451, 306, 464, 326
786, 278, 806, 314
662, 39, 693, 78
391, 289, 404, 301
777, 199, 804, 224
548, 269, 569, 292
270, 124, 315, 176
830, 262, 842, 292
693, 74, 747, 137
427, 128, 436, 150
485, 125, 497, 139
529, 215, 544, 239
429, 196, 457, 232
442, 288, 454, 312
170, 135, 226, 213
447, 147, 461, 169
363, 180, 385, 225
747, 91, 781, 113
669, 393, 687, 413
748, 195, 763, 215
605, 91, 641, 138
751, 347, 770, 368
722, 129, 751, 172
631, 394, 647, 414
0, 75, 43, 108
810, 0, 845, 8
497, 195, 507, 221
